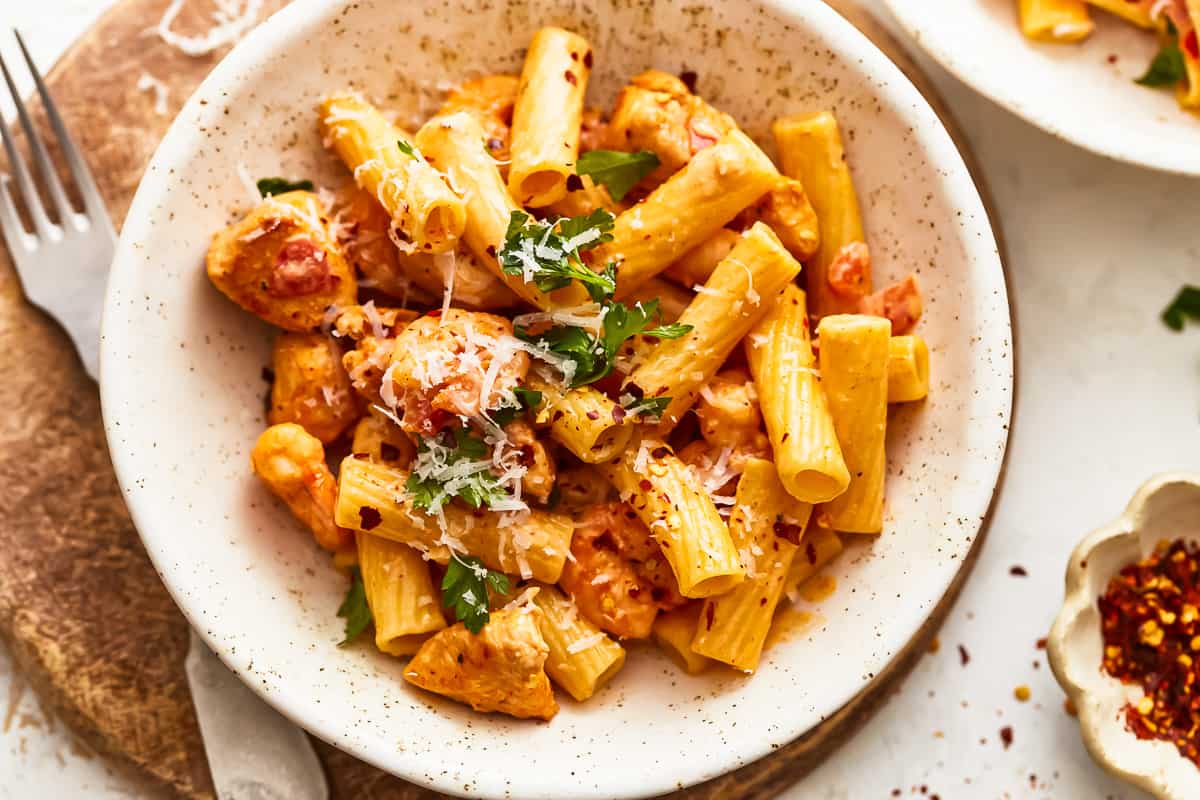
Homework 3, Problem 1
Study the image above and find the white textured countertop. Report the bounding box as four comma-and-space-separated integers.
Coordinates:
2, 1, 1196, 798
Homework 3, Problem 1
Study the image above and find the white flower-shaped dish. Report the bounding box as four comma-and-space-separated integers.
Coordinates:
100, 0, 1012, 796
1049, 474, 1200, 800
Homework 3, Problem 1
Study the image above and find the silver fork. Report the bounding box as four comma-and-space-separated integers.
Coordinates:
0, 31, 329, 800
0, 30, 114, 378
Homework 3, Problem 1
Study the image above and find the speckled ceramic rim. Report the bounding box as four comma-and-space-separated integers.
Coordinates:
880, 0, 1200, 177
99, 1, 1013, 797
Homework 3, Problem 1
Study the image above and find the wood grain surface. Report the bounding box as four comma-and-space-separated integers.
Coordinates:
0, 2, 1007, 798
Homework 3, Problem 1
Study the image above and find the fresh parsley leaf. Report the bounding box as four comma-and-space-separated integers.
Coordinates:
257, 177, 314, 197
575, 150, 660, 201
491, 386, 545, 426
336, 568, 372, 646
518, 299, 693, 387
405, 428, 506, 513
623, 395, 672, 420
397, 139, 429, 164
499, 210, 617, 299
1162, 285, 1200, 331
1137, 42, 1187, 87
442, 555, 510, 633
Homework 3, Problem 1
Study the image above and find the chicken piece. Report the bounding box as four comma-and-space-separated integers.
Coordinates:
559, 502, 686, 639
332, 303, 416, 341
350, 409, 416, 468
388, 309, 529, 436
438, 75, 519, 163
206, 191, 356, 331
746, 177, 820, 262
663, 228, 741, 288
554, 464, 615, 510
694, 369, 771, 455
342, 335, 396, 405
268, 333, 360, 443
251, 423, 351, 552
858, 273, 923, 335
607, 70, 735, 189
404, 607, 558, 721
326, 185, 438, 304
677, 436, 770, 495
393, 248, 520, 311
826, 241, 871, 300
504, 419, 556, 504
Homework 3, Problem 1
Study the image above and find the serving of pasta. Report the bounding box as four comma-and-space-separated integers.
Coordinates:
1016, 0, 1200, 108
204, 25, 931, 722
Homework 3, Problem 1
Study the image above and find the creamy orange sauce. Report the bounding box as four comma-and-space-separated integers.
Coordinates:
766, 607, 824, 650
799, 573, 837, 603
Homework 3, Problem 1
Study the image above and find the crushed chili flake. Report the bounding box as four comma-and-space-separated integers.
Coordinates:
958, 644, 970, 666
1063, 698, 1077, 717
999, 726, 1013, 749
1100, 538, 1200, 767
1035, 637, 1047, 649
1009, 565, 1028, 576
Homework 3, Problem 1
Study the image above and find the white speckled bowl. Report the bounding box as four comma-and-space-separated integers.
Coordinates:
882, 0, 1200, 176
99, 0, 1012, 797
1049, 475, 1200, 800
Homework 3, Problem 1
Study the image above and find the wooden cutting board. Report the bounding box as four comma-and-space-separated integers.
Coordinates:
0, 2, 1007, 798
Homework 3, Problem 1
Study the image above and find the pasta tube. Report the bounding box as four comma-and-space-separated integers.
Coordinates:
597, 130, 780, 299
334, 457, 572, 583
816, 315, 890, 534
623, 222, 803, 432
319, 92, 466, 253
508, 27, 592, 207
415, 112, 587, 309
526, 373, 632, 464
531, 584, 625, 701
652, 603, 709, 674
785, 525, 844, 594
1082, 0, 1152, 28
603, 440, 744, 598
771, 112, 868, 318
691, 460, 802, 672
887, 335, 930, 403
1019, 0, 1095, 41
356, 532, 446, 656
746, 284, 850, 503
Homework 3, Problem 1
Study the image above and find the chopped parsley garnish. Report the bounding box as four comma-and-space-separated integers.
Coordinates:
1137, 39, 1187, 87
397, 139, 429, 164
336, 567, 372, 646
405, 428, 506, 513
622, 395, 672, 420
256, 177, 314, 197
517, 298, 691, 387
1162, 285, 1200, 331
499, 209, 617, 301
491, 386, 543, 426
575, 149, 661, 201
442, 554, 510, 633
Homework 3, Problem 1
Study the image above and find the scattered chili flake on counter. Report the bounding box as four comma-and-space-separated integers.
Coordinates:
958, 644, 970, 666
999, 725, 1014, 749
1099, 538, 1200, 768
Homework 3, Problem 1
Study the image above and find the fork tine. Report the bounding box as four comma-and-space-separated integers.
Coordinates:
0, 59, 54, 239
0, 37, 73, 226
14, 30, 112, 238
0, 173, 32, 254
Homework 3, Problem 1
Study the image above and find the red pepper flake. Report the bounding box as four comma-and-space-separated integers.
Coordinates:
1010, 565, 1028, 576
358, 506, 382, 530
1035, 637, 1047, 649
425, 308, 442, 318
612, 404, 627, 423
564, 70, 578, 86
638, 479, 653, 491
1107, 53, 1119, 65
679, 69, 698, 92
586, 410, 600, 420
1185, 29, 1199, 60
650, 446, 670, 459
958, 644, 970, 666
999, 726, 1013, 749
1099, 538, 1200, 767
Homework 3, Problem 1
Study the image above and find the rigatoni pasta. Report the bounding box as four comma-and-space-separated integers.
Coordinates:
816, 315, 891, 534
207, 23, 935, 722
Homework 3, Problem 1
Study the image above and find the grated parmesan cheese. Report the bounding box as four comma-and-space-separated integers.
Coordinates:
155, 0, 263, 57
567, 632, 607, 654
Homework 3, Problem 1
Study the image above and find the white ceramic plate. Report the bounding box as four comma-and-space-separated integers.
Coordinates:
882, 0, 1200, 175
100, 1, 1013, 797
